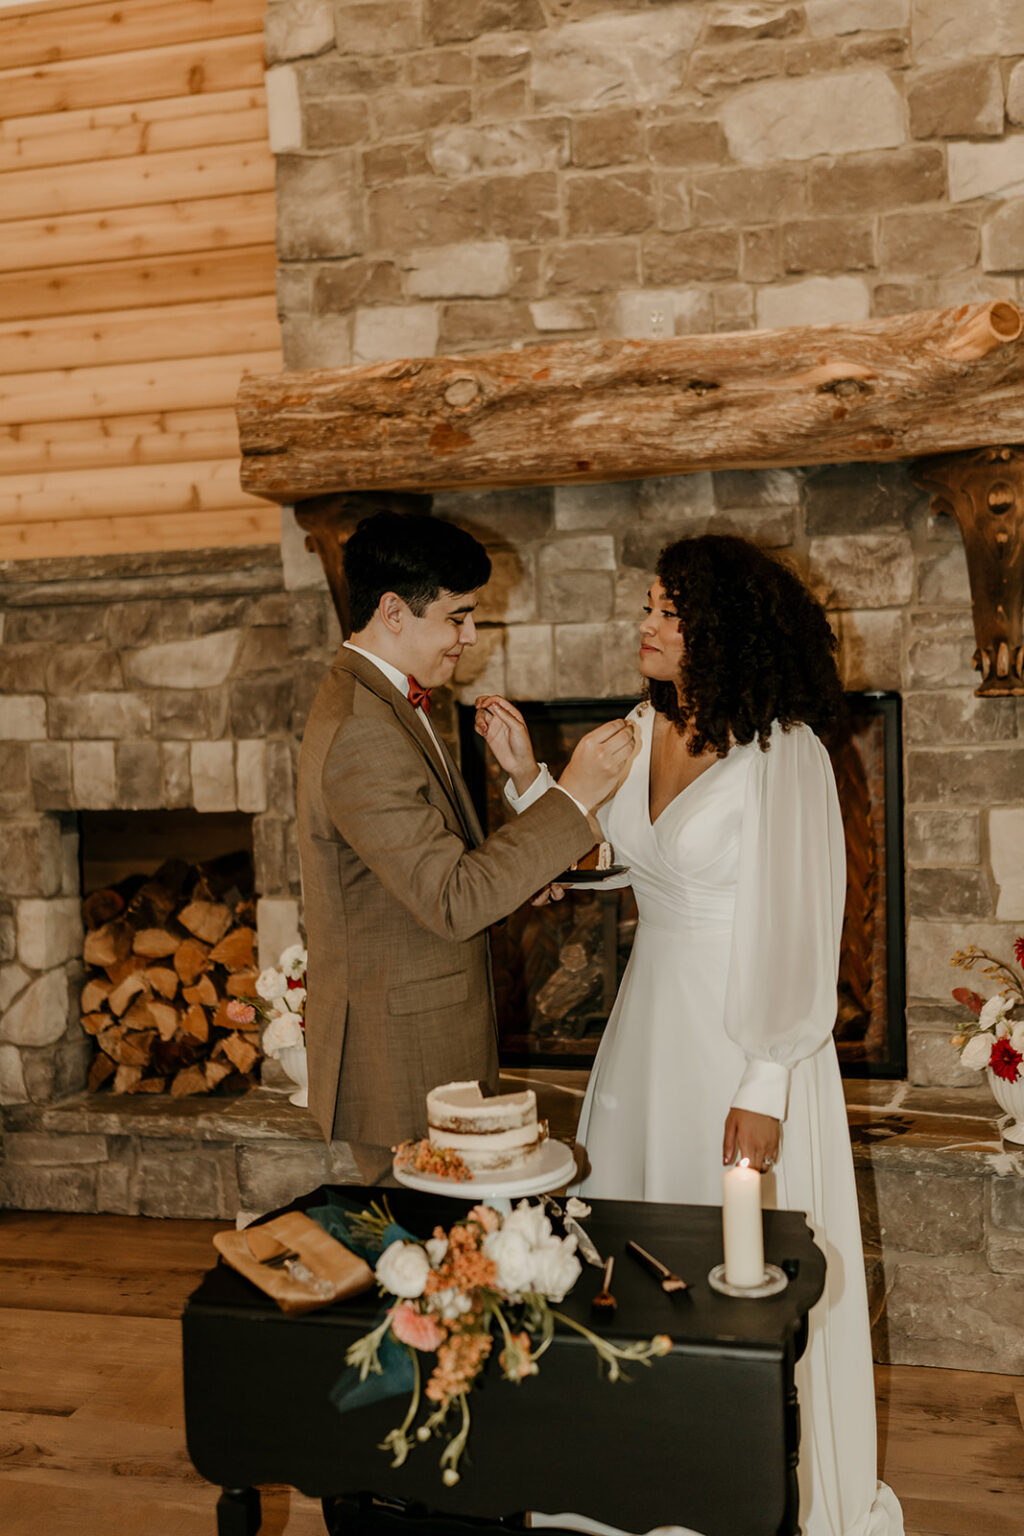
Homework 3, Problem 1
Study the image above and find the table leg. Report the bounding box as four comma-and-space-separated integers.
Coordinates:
779, 1380, 802, 1535
217, 1486, 261, 1536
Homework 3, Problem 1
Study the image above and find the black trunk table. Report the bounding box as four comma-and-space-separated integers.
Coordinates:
182, 1185, 825, 1536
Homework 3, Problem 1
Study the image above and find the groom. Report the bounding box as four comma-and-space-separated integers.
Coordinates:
297, 510, 634, 1181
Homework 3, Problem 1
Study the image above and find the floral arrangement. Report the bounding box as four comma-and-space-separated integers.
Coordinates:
394, 1138, 473, 1182
226, 942, 307, 1059
344, 1199, 672, 1487
950, 938, 1024, 1083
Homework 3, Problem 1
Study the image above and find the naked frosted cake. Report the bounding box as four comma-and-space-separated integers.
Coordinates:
426, 1081, 546, 1172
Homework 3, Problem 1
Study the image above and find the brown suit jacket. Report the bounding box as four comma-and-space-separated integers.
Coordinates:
297, 647, 595, 1150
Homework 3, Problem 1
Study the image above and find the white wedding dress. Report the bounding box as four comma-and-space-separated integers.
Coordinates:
516, 703, 902, 1536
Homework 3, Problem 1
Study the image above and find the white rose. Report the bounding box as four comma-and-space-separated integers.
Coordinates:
376, 1241, 430, 1299
1010, 1023, 1024, 1053
961, 1032, 994, 1070
979, 993, 1011, 1030
425, 1235, 449, 1267
282, 986, 306, 1014
262, 1012, 304, 1056
256, 967, 288, 1001
503, 1200, 552, 1250
483, 1228, 534, 1296
529, 1236, 581, 1303
279, 943, 307, 980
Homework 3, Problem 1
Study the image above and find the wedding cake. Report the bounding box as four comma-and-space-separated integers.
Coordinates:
569, 840, 614, 872
426, 1081, 546, 1172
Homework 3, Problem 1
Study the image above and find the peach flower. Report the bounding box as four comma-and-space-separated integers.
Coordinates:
390, 1302, 445, 1352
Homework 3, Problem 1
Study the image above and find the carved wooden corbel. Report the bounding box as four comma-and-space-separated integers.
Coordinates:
293, 491, 433, 637
913, 446, 1024, 695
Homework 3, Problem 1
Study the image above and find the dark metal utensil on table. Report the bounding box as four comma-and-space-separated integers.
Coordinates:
591, 1256, 617, 1315
626, 1240, 689, 1294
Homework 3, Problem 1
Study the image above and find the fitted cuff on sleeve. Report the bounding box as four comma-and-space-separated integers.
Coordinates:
731, 1056, 791, 1122
505, 763, 557, 814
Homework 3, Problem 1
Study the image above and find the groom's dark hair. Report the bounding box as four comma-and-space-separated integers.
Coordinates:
344, 510, 491, 633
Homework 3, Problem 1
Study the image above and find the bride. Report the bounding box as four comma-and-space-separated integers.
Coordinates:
476, 534, 902, 1536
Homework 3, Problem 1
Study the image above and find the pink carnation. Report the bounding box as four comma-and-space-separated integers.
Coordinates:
226, 1000, 256, 1026
390, 1302, 445, 1353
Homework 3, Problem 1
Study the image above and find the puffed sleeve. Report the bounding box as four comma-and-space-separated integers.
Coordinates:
724, 722, 846, 1122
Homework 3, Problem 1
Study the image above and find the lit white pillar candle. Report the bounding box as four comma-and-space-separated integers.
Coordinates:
722, 1157, 764, 1288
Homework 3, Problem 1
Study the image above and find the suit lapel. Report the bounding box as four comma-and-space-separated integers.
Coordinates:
334, 649, 478, 843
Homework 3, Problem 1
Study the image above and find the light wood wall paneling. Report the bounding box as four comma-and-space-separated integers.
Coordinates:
0, 139, 274, 220
1, 457, 272, 523
0, 507, 281, 561
0, 33, 265, 118
0, 96, 267, 174
0, 191, 276, 273
0, 245, 278, 321
0, 0, 261, 71
0, 412, 240, 476
1, 299, 280, 374
0, 0, 282, 563
0, 350, 281, 424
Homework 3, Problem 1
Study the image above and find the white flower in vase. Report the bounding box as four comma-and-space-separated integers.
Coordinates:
256, 967, 288, 1001
961, 1032, 994, 1070
279, 943, 308, 980
262, 1010, 305, 1057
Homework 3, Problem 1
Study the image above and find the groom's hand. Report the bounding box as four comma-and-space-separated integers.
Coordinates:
474, 694, 539, 793
559, 719, 636, 812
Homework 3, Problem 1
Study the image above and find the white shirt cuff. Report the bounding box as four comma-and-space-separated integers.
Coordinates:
506, 763, 554, 812
731, 1056, 790, 1122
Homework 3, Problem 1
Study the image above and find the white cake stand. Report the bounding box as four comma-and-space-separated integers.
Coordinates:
393, 1137, 577, 1211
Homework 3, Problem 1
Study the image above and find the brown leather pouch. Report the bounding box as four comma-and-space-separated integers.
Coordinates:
214, 1210, 376, 1314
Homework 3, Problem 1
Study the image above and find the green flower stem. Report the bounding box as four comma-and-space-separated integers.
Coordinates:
344, 1310, 393, 1381
380, 1346, 421, 1468
548, 1312, 666, 1384
439, 1392, 471, 1484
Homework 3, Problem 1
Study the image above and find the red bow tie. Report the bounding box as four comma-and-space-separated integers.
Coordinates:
407, 676, 432, 713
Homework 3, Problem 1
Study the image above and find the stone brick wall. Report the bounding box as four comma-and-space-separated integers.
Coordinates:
0, 546, 330, 1108
263, 0, 1024, 367
260, 0, 1024, 1094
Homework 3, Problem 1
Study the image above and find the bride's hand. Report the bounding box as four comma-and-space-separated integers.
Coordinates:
475, 695, 539, 792
722, 1108, 780, 1173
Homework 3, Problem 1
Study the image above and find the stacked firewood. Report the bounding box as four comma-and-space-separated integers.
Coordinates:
80, 853, 263, 1097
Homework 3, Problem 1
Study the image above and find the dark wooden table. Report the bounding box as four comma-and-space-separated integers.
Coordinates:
182, 1185, 825, 1536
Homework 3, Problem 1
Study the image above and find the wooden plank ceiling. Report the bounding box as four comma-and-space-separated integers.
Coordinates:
0, 0, 282, 560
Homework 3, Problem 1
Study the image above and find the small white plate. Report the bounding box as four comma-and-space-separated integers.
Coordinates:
393, 1137, 577, 1200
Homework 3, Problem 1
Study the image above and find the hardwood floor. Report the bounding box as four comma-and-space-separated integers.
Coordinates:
1, 1211, 1021, 1536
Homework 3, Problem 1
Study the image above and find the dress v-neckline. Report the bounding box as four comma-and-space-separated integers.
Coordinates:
644, 712, 727, 828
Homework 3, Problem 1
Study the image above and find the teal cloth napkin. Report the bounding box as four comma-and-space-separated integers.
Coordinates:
305, 1191, 418, 1412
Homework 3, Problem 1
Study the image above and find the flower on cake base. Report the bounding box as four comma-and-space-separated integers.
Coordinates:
343, 1199, 671, 1487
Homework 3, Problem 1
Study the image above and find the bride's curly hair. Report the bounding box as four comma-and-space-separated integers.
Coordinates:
648, 534, 844, 756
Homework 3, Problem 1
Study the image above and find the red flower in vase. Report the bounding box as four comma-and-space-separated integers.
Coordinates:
1016, 937, 1024, 968
990, 1037, 1023, 1084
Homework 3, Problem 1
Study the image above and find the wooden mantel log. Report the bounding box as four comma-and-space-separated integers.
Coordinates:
238, 301, 1024, 503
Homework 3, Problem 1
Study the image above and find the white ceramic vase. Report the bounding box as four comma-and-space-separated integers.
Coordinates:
987, 1065, 1024, 1145
277, 1044, 308, 1108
